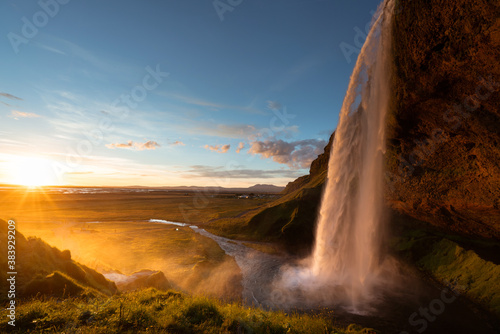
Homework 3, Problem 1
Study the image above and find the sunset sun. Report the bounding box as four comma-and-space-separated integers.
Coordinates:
8, 157, 57, 187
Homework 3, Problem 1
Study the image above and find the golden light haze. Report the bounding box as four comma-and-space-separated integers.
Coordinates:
0, 153, 292, 188
4, 156, 57, 187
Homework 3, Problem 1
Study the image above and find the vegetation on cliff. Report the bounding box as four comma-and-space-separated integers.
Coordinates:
0, 219, 117, 302
392, 213, 500, 318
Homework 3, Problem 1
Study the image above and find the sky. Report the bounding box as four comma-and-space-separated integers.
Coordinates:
0, 0, 380, 188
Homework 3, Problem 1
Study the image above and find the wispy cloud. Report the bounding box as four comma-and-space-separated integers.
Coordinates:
204, 144, 230, 154
46, 100, 85, 116
159, 92, 267, 115
35, 41, 67, 55
236, 142, 245, 153
0, 92, 22, 101
41, 92, 149, 140
66, 171, 94, 175
269, 55, 322, 92
9, 110, 41, 119
42, 152, 181, 186
56, 91, 80, 102
249, 138, 326, 169
106, 140, 161, 151
0, 138, 28, 148
37, 34, 141, 76
184, 121, 298, 141
189, 123, 257, 139
171, 141, 185, 146
186, 165, 302, 179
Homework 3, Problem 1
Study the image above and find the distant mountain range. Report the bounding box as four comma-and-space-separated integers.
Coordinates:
0, 183, 285, 194
131, 184, 285, 194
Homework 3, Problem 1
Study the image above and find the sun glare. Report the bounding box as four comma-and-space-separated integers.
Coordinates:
8, 156, 57, 187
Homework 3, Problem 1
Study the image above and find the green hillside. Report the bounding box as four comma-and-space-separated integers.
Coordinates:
0, 219, 370, 333
0, 219, 117, 302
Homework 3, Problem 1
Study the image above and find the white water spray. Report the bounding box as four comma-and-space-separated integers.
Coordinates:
274, 0, 396, 312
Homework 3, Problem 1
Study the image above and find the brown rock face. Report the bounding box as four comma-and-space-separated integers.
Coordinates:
386, 0, 500, 239
249, 0, 500, 252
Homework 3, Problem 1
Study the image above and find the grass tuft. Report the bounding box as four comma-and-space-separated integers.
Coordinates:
0, 288, 373, 333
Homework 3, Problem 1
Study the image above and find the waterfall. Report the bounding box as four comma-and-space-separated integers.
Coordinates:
272, 0, 396, 313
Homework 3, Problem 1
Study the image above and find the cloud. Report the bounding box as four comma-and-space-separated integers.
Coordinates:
186, 165, 303, 179
57, 91, 80, 102
171, 141, 185, 146
189, 122, 298, 140
269, 56, 322, 92
35, 42, 66, 55
249, 125, 299, 141
204, 144, 230, 154
106, 140, 161, 151
160, 92, 266, 115
66, 171, 94, 175
236, 142, 245, 153
38, 34, 141, 77
190, 123, 257, 139
248, 139, 327, 169
106, 141, 134, 149
139, 141, 161, 150
9, 110, 41, 119
0, 93, 23, 101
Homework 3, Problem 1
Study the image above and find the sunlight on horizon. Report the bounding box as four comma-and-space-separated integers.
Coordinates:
0, 153, 293, 188
6, 156, 59, 188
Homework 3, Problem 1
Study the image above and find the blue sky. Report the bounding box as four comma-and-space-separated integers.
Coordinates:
0, 0, 380, 187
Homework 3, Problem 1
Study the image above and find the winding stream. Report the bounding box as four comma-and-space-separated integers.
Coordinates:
146, 219, 499, 333
149, 219, 287, 307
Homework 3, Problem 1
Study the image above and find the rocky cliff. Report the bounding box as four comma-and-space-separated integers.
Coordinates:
386, 0, 500, 239
281, 132, 334, 196
247, 0, 500, 253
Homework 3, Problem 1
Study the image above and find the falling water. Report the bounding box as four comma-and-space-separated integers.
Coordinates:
273, 0, 396, 313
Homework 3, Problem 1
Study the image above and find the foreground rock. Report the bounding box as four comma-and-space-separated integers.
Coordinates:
104, 269, 172, 292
